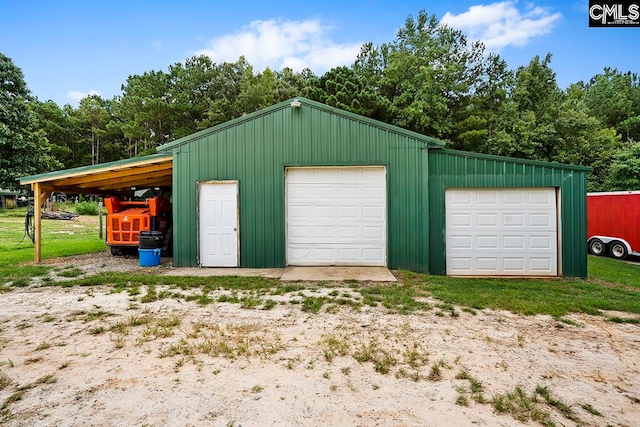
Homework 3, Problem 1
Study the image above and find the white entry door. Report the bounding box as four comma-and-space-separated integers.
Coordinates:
286, 166, 386, 266
199, 181, 239, 267
446, 188, 558, 276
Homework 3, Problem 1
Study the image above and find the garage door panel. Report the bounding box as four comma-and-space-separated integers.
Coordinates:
446, 188, 557, 276
287, 167, 386, 266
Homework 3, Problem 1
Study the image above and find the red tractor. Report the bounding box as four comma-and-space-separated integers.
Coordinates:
104, 188, 172, 256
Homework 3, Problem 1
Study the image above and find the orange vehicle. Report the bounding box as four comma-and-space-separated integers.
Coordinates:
104, 189, 172, 255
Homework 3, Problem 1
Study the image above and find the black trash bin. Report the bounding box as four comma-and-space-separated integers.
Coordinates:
138, 231, 164, 249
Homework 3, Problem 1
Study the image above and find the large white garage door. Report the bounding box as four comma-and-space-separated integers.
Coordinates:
446, 188, 558, 276
286, 167, 386, 266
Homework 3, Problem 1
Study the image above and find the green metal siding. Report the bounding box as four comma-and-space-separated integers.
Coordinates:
428, 149, 589, 278
169, 102, 431, 271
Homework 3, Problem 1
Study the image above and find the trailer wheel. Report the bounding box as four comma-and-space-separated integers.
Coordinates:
610, 241, 628, 260
588, 238, 606, 256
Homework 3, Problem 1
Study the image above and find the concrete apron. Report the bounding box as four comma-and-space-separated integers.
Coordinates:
163, 266, 397, 282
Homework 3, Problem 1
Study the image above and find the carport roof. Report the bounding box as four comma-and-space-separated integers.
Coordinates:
18, 153, 172, 194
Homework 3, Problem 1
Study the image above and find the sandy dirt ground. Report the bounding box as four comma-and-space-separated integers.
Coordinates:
1, 256, 639, 426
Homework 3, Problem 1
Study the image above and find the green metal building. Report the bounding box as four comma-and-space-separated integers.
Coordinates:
157, 97, 590, 278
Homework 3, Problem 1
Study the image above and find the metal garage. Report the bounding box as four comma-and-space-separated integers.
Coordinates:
21, 98, 591, 278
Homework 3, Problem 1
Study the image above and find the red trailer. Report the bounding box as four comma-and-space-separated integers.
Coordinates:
587, 191, 640, 259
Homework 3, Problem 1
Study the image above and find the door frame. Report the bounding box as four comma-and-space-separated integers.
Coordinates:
197, 180, 240, 267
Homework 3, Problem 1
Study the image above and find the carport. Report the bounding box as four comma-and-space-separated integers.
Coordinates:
18, 153, 172, 263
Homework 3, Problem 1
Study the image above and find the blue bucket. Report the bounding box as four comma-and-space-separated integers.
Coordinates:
139, 248, 162, 267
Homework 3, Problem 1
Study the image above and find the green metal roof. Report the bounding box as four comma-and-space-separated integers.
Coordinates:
0, 189, 20, 196
157, 97, 447, 152
433, 148, 593, 172
19, 153, 173, 185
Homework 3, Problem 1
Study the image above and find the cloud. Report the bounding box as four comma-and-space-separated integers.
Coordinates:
67, 90, 101, 102
441, 1, 562, 50
194, 19, 362, 73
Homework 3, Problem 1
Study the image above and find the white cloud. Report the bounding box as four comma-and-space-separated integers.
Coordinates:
67, 90, 101, 102
441, 1, 562, 50
194, 19, 362, 73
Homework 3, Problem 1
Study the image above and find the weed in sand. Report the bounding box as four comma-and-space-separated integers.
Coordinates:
535, 385, 579, 422
240, 296, 261, 309
16, 320, 32, 330
0, 372, 11, 390
353, 341, 397, 374
10, 277, 29, 288
130, 314, 154, 326
607, 316, 640, 324
581, 403, 602, 417
322, 371, 330, 379
341, 367, 351, 376
492, 386, 552, 424
456, 370, 486, 403
251, 384, 263, 393
58, 268, 82, 278
89, 325, 106, 335
403, 344, 429, 368
58, 362, 69, 370
321, 334, 350, 363
263, 299, 277, 310
455, 386, 469, 406
302, 296, 326, 314
35, 341, 51, 351
42, 315, 55, 323
24, 357, 42, 365
35, 374, 57, 385
109, 333, 127, 349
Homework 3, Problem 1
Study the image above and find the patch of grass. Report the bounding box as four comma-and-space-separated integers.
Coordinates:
535, 385, 579, 422
89, 325, 106, 335
58, 267, 83, 278
557, 317, 583, 327
400, 264, 640, 317
588, 255, 640, 289
359, 285, 429, 313
34, 374, 57, 385
492, 386, 552, 424
302, 296, 325, 314
263, 299, 277, 310
581, 402, 602, 417
24, 357, 42, 365
353, 341, 397, 374
321, 334, 350, 363
35, 341, 51, 351
10, 277, 29, 288
251, 384, 263, 393
0, 372, 11, 390
607, 316, 640, 324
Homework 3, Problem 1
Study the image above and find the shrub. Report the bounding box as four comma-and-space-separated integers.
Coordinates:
75, 201, 98, 215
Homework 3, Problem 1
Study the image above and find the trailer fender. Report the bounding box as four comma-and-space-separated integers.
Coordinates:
588, 236, 632, 254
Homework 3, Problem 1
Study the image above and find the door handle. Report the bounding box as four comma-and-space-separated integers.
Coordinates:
233, 228, 237, 231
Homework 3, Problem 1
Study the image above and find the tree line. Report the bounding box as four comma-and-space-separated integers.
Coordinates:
2, 11, 639, 191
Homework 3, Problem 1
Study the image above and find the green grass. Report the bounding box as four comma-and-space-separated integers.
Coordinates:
0, 208, 107, 285
398, 257, 640, 317
587, 256, 640, 289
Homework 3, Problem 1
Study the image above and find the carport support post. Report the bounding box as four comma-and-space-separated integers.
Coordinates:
31, 183, 51, 264
33, 182, 42, 263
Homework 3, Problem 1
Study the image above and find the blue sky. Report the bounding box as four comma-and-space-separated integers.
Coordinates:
1, 0, 638, 106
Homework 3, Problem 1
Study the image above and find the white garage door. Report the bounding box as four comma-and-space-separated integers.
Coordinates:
446, 188, 558, 276
286, 167, 386, 266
